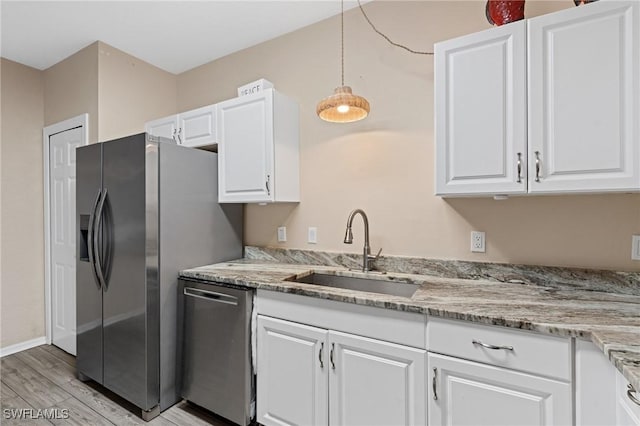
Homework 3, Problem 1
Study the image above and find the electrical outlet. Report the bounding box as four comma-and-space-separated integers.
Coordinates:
632, 235, 640, 260
471, 231, 486, 253
277, 226, 287, 242
308, 227, 318, 244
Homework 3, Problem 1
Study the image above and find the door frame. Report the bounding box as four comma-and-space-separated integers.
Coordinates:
43, 114, 89, 345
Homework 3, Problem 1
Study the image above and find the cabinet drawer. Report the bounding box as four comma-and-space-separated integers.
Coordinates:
427, 317, 571, 381
617, 370, 640, 425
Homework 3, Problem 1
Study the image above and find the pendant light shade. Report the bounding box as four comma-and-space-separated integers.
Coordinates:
317, 0, 370, 123
316, 86, 370, 123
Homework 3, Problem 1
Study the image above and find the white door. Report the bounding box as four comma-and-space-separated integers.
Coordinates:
434, 21, 527, 196
528, 0, 640, 193
145, 114, 177, 141
257, 315, 328, 426
428, 353, 572, 426
179, 104, 217, 148
329, 330, 427, 426
49, 127, 83, 355
217, 90, 274, 203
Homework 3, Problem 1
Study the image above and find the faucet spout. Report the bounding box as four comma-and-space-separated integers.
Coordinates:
343, 209, 378, 272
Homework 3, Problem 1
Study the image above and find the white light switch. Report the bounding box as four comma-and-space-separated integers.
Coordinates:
277, 226, 287, 242
308, 227, 318, 244
632, 235, 640, 260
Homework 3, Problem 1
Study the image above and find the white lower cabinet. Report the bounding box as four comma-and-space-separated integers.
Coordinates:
575, 339, 640, 426
257, 316, 328, 426
617, 370, 640, 426
257, 315, 427, 426
428, 353, 572, 426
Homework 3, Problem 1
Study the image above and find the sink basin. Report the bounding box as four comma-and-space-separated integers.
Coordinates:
288, 273, 419, 298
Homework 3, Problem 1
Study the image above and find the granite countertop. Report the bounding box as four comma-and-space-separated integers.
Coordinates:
180, 250, 640, 391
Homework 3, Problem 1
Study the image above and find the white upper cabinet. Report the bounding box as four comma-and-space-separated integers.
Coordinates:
435, 0, 640, 196
178, 104, 217, 148
145, 104, 217, 148
528, 0, 639, 193
217, 89, 299, 204
435, 21, 527, 196
145, 115, 177, 141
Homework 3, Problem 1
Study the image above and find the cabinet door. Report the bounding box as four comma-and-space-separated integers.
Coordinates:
257, 315, 328, 426
435, 21, 527, 196
329, 331, 426, 426
428, 353, 572, 426
145, 115, 177, 141
178, 104, 217, 148
616, 370, 640, 426
528, 0, 640, 193
217, 91, 274, 203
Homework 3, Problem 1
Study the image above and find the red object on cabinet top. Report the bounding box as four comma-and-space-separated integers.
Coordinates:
486, 0, 525, 26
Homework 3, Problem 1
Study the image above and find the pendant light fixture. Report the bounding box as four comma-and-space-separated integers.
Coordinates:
316, 0, 370, 123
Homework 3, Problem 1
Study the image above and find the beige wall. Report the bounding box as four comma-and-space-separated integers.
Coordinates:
97, 42, 176, 142
44, 42, 99, 143
1, 59, 46, 347
0, 42, 176, 349
178, 1, 640, 272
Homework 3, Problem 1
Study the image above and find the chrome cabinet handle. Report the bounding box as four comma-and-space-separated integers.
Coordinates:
319, 342, 324, 369
176, 128, 182, 144
432, 368, 438, 401
87, 189, 102, 289
472, 339, 514, 351
265, 174, 271, 196
628, 384, 640, 406
171, 128, 177, 142
516, 152, 522, 183
534, 151, 541, 182
330, 343, 335, 370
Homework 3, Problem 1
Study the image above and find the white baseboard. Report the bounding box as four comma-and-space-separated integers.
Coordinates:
0, 336, 47, 357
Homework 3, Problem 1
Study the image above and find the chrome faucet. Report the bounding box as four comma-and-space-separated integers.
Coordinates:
343, 209, 381, 272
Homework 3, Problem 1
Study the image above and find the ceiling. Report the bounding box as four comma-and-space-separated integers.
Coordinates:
1, 0, 366, 74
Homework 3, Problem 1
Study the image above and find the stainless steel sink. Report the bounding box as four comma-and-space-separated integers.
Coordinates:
287, 273, 419, 298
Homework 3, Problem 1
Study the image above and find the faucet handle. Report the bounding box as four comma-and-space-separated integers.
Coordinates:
368, 248, 382, 261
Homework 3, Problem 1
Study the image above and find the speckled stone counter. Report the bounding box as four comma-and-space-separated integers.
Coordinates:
180, 247, 640, 391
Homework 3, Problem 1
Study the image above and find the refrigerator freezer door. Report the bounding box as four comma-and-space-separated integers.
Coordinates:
76, 143, 104, 384
101, 135, 159, 411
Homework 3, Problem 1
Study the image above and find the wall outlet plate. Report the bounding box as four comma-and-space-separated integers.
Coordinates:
308, 227, 318, 244
632, 235, 640, 260
471, 231, 486, 253
277, 226, 287, 242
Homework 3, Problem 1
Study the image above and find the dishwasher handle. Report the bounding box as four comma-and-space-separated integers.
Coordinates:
183, 287, 239, 306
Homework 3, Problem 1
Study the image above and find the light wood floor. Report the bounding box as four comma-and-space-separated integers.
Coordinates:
0, 345, 234, 425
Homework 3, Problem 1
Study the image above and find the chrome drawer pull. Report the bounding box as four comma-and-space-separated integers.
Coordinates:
432, 368, 438, 401
472, 339, 514, 351
319, 342, 324, 369
516, 152, 522, 183
628, 384, 640, 406
330, 343, 336, 370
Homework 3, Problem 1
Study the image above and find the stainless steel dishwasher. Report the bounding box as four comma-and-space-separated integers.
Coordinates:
178, 279, 255, 425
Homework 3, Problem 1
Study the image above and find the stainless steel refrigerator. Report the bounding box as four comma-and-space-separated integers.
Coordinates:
76, 133, 242, 420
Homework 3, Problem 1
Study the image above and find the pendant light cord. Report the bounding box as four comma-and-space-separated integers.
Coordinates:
356, 0, 433, 56
341, 0, 345, 86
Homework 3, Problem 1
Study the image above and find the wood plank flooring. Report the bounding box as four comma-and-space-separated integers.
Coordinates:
0, 345, 234, 425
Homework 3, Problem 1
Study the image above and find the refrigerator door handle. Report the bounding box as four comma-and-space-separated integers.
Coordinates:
93, 188, 108, 291
87, 189, 102, 290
